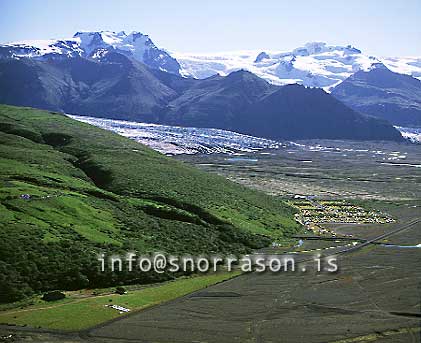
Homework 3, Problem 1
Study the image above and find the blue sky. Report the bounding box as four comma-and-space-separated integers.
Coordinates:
1, 0, 420, 56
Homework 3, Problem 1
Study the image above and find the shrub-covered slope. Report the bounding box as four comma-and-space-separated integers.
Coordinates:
0, 104, 298, 302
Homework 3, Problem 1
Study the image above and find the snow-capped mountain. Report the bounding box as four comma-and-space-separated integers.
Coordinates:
2, 33, 421, 91
173, 42, 421, 91
0, 31, 181, 74
331, 63, 421, 126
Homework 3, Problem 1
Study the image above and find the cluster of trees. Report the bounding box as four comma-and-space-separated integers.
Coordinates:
0, 236, 172, 303
0, 209, 271, 303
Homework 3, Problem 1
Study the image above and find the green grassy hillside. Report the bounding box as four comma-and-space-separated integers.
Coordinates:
0, 104, 299, 303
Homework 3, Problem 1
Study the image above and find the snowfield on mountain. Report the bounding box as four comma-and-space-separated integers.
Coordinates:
173, 42, 421, 90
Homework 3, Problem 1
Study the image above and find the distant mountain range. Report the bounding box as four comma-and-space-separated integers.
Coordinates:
2, 32, 420, 90
1, 31, 419, 140
174, 42, 421, 90
174, 43, 421, 127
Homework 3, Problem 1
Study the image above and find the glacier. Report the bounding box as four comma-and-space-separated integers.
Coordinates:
68, 115, 283, 155
173, 42, 421, 91
68, 115, 418, 157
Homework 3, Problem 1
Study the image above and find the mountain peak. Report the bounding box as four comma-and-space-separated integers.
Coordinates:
332, 61, 421, 126
293, 42, 327, 56
292, 42, 362, 57
254, 51, 270, 63
227, 69, 254, 76
225, 69, 268, 84
368, 62, 390, 71
1, 30, 181, 75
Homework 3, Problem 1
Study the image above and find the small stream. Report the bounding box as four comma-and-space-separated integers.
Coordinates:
381, 243, 421, 249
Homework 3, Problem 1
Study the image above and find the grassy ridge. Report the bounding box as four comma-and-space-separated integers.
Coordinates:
0, 104, 299, 302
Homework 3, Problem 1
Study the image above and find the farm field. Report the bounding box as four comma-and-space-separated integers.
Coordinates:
0, 272, 240, 332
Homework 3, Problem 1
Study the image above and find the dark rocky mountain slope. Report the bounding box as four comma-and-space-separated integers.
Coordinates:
332, 63, 421, 126
0, 54, 403, 141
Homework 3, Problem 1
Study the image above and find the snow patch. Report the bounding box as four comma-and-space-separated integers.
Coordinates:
396, 126, 421, 144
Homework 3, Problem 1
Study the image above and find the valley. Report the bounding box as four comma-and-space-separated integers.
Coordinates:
87, 128, 421, 343
1, 113, 419, 342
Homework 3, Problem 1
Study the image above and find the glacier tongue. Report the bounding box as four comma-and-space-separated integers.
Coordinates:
68, 114, 283, 155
